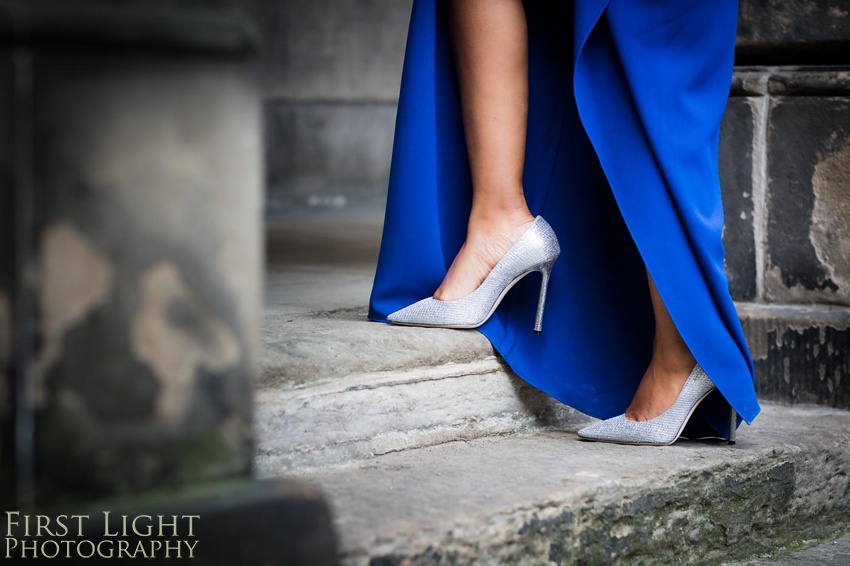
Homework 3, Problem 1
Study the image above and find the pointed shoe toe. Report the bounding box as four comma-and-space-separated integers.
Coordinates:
387, 296, 487, 329
387, 298, 437, 325
576, 417, 625, 442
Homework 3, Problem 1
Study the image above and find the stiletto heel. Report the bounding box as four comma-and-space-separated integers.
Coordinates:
728, 405, 737, 445
388, 216, 560, 330
577, 364, 726, 446
533, 259, 555, 335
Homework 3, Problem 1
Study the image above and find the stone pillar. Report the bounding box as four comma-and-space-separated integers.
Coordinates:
1, 1, 262, 508
719, 0, 850, 409
0, 3, 336, 563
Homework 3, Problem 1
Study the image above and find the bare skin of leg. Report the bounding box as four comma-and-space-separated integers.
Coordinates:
444, 2, 694, 421
434, 0, 535, 302
625, 271, 697, 421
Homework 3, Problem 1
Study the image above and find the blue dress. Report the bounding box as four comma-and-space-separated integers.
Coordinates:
368, 0, 760, 436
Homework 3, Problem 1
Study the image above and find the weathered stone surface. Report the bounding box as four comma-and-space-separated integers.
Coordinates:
262, 306, 492, 389
265, 102, 396, 211
262, 212, 491, 387
720, 97, 758, 301
732, 531, 850, 565
731, 67, 850, 96
765, 96, 850, 306
736, 0, 850, 64
256, 356, 591, 475
766, 67, 850, 96
738, 303, 850, 409
244, 0, 411, 101
297, 403, 850, 565
725, 70, 850, 411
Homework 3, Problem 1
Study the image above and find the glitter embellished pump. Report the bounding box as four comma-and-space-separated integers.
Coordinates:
576, 364, 738, 446
387, 216, 560, 333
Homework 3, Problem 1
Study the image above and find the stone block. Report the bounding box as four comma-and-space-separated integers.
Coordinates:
265, 101, 396, 211
719, 96, 758, 301
739, 304, 850, 409
244, 0, 411, 101
766, 66, 850, 96
737, 0, 850, 64
765, 96, 850, 306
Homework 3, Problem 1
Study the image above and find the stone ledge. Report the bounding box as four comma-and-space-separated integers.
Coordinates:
297, 403, 850, 565
728, 530, 850, 565
737, 303, 850, 409
732, 66, 850, 96
255, 356, 591, 475
261, 307, 495, 389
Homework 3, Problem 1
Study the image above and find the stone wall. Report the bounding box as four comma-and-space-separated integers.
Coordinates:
246, 0, 411, 212
720, 65, 850, 409
717, 1, 850, 410
736, 0, 850, 64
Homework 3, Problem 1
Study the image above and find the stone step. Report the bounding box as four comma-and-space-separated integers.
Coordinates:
729, 531, 850, 566
292, 402, 850, 565
258, 211, 591, 474
257, 211, 850, 476
256, 344, 590, 475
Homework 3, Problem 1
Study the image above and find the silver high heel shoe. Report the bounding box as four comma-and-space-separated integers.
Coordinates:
576, 364, 738, 446
388, 216, 560, 334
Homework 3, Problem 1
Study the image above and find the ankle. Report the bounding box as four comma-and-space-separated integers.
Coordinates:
649, 342, 695, 374
468, 202, 534, 236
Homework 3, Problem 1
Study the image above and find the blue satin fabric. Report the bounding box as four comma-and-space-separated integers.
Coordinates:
368, 0, 760, 435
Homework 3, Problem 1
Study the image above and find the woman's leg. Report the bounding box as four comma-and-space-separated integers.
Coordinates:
445, 1, 695, 423
625, 270, 697, 421
434, 0, 535, 301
